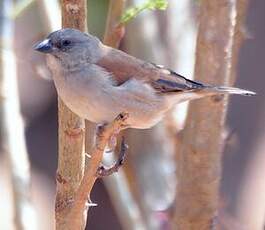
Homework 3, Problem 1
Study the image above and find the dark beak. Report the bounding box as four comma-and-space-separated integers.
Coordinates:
33, 39, 53, 53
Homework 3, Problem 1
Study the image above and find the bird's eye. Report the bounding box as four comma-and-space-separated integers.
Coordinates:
61, 39, 71, 47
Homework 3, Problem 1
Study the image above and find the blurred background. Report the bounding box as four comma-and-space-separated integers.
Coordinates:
0, 0, 264, 229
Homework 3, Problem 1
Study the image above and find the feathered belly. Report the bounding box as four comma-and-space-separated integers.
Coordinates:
57, 82, 167, 129
62, 91, 166, 129
50, 62, 169, 129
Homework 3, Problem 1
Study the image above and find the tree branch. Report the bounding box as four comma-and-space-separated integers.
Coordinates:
171, 0, 249, 229
55, 0, 87, 229
103, 0, 126, 47
63, 113, 129, 229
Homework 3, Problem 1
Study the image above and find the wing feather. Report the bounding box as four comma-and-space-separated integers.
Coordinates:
96, 46, 205, 93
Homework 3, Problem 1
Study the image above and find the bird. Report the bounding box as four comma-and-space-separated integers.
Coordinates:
34, 28, 255, 129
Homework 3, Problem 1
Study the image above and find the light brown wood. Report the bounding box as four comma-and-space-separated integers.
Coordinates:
171, 0, 249, 229
103, 0, 126, 47
55, 0, 87, 229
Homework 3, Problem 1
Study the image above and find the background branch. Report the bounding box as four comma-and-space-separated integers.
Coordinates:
103, 0, 126, 47
171, 0, 249, 229
0, 0, 36, 229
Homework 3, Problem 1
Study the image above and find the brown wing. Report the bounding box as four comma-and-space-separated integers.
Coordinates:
96, 46, 205, 93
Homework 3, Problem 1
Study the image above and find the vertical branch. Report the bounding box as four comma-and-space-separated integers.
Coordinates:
172, 0, 249, 229
103, 0, 126, 47
0, 0, 36, 229
55, 0, 87, 229
61, 0, 87, 30
56, 1, 129, 229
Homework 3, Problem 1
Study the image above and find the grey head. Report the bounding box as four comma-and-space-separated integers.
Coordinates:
34, 28, 102, 67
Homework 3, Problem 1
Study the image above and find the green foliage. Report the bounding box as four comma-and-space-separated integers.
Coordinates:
121, 0, 168, 24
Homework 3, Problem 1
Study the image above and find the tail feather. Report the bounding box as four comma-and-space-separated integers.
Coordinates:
169, 85, 256, 104
203, 86, 256, 96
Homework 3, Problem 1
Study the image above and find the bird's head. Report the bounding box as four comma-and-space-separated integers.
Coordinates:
33, 28, 102, 65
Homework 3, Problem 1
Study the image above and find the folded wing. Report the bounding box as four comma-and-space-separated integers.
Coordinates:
97, 46, 255, 97
96, 46, 204, 93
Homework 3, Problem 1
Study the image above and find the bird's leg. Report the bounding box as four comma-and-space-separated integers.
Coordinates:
96, 136, 128, 177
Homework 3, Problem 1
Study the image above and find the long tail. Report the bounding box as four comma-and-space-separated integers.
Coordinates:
201, 86, 256, 96
170, 85, 256, 104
